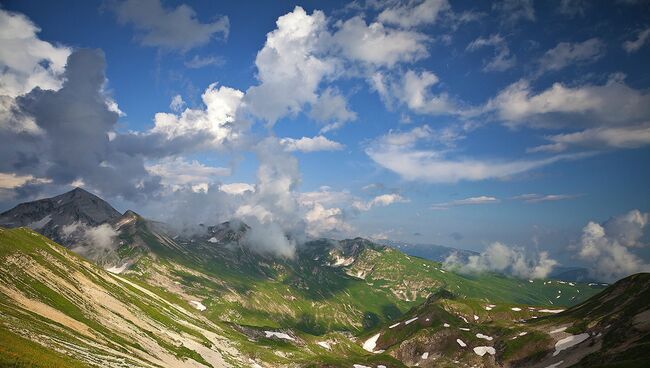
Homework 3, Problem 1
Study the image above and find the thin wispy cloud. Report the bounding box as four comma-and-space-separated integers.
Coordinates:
431, 196, 499, 210
512, 193, 581, 203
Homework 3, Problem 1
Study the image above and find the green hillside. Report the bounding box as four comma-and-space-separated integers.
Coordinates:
1, 225, 637, 368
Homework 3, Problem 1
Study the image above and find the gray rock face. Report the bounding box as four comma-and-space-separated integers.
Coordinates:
0, 187, 122, 246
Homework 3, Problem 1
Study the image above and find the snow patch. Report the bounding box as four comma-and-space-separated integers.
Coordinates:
459, 327, 470, 331
476, 333, 493, 341
264, 331, 295, 341
553, 333, 589, 356
105, 262, 129, 274
473, 346, 496, 356
331, 253, 355, 267
539, 309, 565, 313
363, 333, 380, 352
207, 237, 218, 243
443, 323, 450, 328
317, 341, 331, 350
389, 322, 401, 329
456, 339, 467, 347
189, 301, 206, 311
511, 307, 522, 311
405, 317, 418, 325
421, 352, 429, 359
474, 315, 479, 320
551, 327, 567, 334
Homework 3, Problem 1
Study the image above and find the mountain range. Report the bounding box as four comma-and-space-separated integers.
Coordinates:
0, 188, 648, 367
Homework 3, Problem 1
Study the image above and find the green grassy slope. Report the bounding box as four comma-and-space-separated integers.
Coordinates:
0, 224, 616, 368
354, 274, 650, 368
125, 231, 602, 341
0, 227, 246, 367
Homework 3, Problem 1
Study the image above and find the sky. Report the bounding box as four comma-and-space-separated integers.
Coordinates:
0, 0, 649, 281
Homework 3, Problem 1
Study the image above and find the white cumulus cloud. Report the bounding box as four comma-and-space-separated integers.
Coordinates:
576, 210, 649, 282
444, 242, 557, 279
280, 135, 344, 152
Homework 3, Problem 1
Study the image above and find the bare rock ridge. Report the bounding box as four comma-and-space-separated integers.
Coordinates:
0, 187, 122, 244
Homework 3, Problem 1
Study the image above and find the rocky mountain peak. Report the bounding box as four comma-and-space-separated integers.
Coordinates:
0, 187, 122, 245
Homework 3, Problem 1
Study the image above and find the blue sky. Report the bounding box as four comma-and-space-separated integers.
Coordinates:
1, 0, 649, 280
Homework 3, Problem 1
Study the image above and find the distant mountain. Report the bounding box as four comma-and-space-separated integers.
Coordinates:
383, 240, 604, 284
0, 187, 121, 246
378, 239, 479, 263
549, 266, 600, 283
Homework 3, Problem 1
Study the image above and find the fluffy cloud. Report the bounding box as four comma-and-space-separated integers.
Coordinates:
603, 210, 648, 248
366, 126, 588, 183
299, 187, 354, 207
3, 49, 160, 200
371, 70, 462, 115
309, 88, 357, 132
304, 202, 353, 238
111, 0, 229, 51
245, 7, 336, 124
233, 137, 305, 253
381, 125, 433, 146
623, 27, 650, 53
219, 182, 255, 195
353, 193, 409, 211
64, 222, 121, 261
169, 95, 185, 112
444, 242, 557, 279
152, 84, 245, 146
377, 0, 450, 28
146, 157, 230, 192
280, 135, 344, 152
245, 6, 434, 126
331, 16, 429, 68
576, 210, 649, 282
488, 75, 650, 128
537, 38, 606, 74
431, 196, 498, 210
397, 70, 459, 114
110, 84, 247, 161
0, 9, 71, 98
466, 34, 516, 72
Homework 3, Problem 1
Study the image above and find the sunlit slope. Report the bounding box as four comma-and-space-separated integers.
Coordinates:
124, 230, 603, 338
344, 243, 603, 306
0, 227, 244, 368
